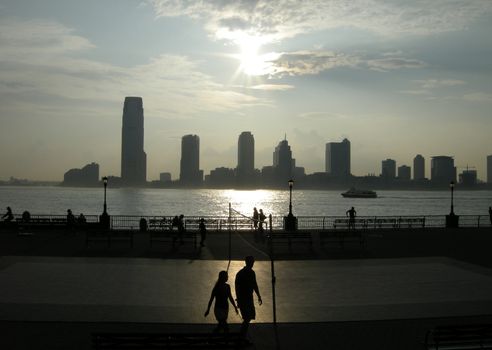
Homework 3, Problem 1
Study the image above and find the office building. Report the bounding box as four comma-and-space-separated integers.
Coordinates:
459, 169, 477, 186
63, 162, 99, 186
431, 156, 456, 184
413, 154, 425, 180
237, 132, 255, 183
381, 159, 396, 178
488, 155, 492, 184
325, 138, 351, 178
180, 134, 203, 186
273, 138, 293, 182
398, 165, 411, 180
121, 97, 147, 186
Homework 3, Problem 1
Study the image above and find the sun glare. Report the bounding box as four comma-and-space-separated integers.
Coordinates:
233, 35, 277, 76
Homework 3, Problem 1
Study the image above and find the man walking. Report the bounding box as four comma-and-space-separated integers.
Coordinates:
235, 256, 262, 339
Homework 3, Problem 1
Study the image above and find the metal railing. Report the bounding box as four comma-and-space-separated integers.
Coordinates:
2, 213, 491, 231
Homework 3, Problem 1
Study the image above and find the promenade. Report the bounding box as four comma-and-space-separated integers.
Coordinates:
1, 227, 492, 349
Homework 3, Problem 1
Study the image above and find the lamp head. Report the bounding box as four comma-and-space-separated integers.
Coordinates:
102, 176, 108, 185
288, 179, 294, 188
449, 181, 455, 189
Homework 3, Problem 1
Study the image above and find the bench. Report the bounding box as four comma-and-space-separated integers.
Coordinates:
365, 218, 398, 229
86, 229, 133, 248
333, 218, 367, 230
398, 217, 425, 228
425, 324, 492, 350
269, 231, 312, 247
319, 230, 366, 248
92, 332, 246, 349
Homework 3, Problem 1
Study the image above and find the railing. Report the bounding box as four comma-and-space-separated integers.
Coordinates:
2, 214, 491, 231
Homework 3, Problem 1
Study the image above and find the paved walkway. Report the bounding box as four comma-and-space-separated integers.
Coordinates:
2, 256, 492, 324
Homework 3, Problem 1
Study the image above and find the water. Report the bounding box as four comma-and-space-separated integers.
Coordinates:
0, 186, 491, 217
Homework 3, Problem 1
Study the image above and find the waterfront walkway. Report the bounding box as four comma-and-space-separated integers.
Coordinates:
1, 227, 492, 349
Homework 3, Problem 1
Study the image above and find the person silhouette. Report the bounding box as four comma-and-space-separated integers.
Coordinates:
204, 270, 238, 333
2, 207, 14, 222
258, 209, 266, 233
235, 256, 262, 339
67, 209, 75, 230
346, 206, 356, 230
199, 218, 206, 247
252, 208, 259, 230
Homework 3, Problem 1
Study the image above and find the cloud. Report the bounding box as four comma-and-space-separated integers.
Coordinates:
149, 0, 492, 41
463, 92, 492, 103
249, 84, 294, 91
413, 79, 466, 89
269, 50, 359, 77
0, 19, 262, 115
367, 57, 427, 72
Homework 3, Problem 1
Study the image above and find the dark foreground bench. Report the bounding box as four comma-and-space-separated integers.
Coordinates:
92, 332, 246, 349
269, 231, 312, 247
425, 324, 492, 350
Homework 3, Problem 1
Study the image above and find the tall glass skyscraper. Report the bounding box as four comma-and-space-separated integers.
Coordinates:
325, 138, 351, 178
237, 131, 254, 175
180, 134, 203, 186
121, 97, 146, 186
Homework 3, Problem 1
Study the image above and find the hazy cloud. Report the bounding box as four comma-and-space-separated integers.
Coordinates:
149, 0, 492, 41
367, 57, 427, 72
249, 84, 294, 91
413, 79, 467, 89
463, 92, 492, 103
0, 19, 262, 115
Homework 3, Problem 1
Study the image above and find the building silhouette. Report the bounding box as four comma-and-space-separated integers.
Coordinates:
236, 131, 255, 185
325, 138, 351, 178
159, 172, 171, 182
431, 156, 456, 184
459, 168, 477, 186
488, 155, 492, 184
63, 162, 99, 186
121, 97, 146, 186
413, 154, 425, 180
273, 138, 293, 182
180, 134, 203, 186
398, 165, 411, 180
381, 159, 396, 178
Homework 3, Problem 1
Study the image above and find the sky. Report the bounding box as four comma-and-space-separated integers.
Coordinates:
0, 0, 491, 181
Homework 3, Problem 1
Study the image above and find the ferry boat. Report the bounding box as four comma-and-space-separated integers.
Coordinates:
341, 188, 377, 198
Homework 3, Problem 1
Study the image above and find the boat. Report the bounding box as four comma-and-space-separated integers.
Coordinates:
341, 188, 377, 198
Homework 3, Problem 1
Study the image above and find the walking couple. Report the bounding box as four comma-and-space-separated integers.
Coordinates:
204, 256, 262, 339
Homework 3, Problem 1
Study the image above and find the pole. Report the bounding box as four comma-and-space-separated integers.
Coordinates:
269, 214, 277, 325
103, 182, 107, 214
451, 185, 454, 215
228, 202, 232, 265
289, 184, 292, 215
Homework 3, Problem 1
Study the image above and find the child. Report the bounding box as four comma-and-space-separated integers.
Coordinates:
204, 271, 238, 333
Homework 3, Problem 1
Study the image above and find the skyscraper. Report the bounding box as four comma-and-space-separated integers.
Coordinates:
237, 131, 255, 176
431, 156, 456, 184
325, 138, 351, 178
121, 97, 146, 186
273, 138, 293, 182
488, 155, 492, 184
413, 154, 425, 180
398, 165, 411, 180
381, 159, 396, 178
180, 134, 203, 186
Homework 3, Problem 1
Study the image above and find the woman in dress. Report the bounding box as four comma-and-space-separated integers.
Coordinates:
204, 270, 238, 333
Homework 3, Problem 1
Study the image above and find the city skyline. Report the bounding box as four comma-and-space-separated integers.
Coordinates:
0, 1, 491, 181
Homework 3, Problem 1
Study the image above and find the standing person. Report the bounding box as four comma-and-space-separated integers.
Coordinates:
204, 271, 238, 333
235, 256, 262, 339
346, 206, 356, 230
66, 209, 75, 229
2, 207, 14, 222
258, 209, 266, 233
252, 208, 259, 230
199, 218, 207, 247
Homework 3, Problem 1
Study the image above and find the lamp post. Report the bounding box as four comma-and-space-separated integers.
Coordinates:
284, 179, 297, 231
100, 176, 110, 230
446, 180, 459, 228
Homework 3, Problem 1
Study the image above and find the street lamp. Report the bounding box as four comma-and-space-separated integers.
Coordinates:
284, 179, 297, 231
449, 181, 454, 215
446, 180, 459, 228
100, 176, 110, 230
103, 176, 108, 215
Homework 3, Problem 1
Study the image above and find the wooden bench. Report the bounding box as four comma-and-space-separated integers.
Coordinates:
319, 230, 366, 248
398, 217, 425, 228
425, 324, 492, 350
333, 218, 367, 230
92, 332, 246, 349
269, 231, 312, 247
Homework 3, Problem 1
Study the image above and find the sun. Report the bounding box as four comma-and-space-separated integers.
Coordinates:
233, 35, 277, 76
